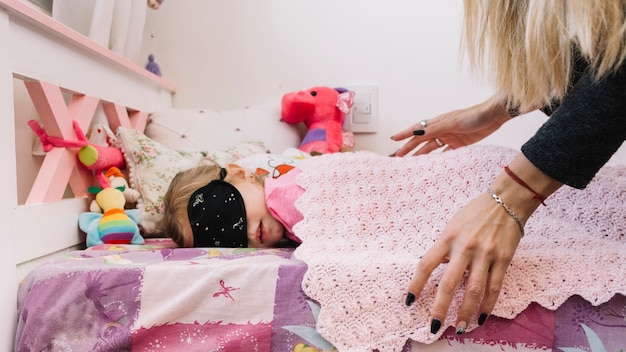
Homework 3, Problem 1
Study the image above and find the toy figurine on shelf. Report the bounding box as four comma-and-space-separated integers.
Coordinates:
145, 54, 162, 76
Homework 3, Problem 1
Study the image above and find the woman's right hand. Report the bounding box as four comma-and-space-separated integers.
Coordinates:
390, 95, 514, 157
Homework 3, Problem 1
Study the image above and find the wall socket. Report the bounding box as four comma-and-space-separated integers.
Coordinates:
345, 85, 378, 133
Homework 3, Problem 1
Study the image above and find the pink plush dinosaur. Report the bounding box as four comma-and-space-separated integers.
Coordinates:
281, 86, 354, 154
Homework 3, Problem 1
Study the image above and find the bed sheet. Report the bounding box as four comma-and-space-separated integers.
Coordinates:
15, 241, 626, 352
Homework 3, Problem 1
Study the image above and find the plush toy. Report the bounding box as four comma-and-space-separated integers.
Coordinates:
281, 86, 354, 154
28, 119, 125, 178
89, 167, 141, 212
86, 122, 118, 148
79, 182, 144, 247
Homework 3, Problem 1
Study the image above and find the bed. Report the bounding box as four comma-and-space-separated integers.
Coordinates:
5, 1, 626, 351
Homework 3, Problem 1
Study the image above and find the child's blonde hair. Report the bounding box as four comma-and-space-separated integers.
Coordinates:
462, 0, 626, 113
160, 162, 222, 247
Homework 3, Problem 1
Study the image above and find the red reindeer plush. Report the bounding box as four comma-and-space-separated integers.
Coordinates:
281, 86, 354, 154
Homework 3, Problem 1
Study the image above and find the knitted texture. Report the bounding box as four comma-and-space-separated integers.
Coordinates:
292, 145, 626, 351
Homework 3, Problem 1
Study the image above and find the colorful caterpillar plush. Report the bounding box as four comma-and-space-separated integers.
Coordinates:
78, 186, 144, 247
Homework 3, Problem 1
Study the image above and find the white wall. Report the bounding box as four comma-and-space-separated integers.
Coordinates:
140, 0, 625, 164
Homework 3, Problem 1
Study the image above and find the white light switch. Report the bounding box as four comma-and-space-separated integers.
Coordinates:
353, 109, 371, 123
345, 85, 378, 133
355, 102, 371, 114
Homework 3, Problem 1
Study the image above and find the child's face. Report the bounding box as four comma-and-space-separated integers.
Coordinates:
231, 177, 286, 248
181, 165, 286, 248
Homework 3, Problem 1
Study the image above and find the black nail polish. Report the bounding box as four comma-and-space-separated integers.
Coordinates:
478, 313, 488, 326
405, 292, 415, 306
430, 318, 441, 334
412, 129, 425, 136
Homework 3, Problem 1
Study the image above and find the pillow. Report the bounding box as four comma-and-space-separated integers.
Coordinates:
144, 100, 304, 154
203, 142, 270, 168
235, 148, 311, 178
117, 126, 267, 235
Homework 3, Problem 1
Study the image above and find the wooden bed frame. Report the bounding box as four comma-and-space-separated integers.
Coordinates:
0, 0, 176, 348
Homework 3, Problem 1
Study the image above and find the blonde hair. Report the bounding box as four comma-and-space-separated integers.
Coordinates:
159, 162, 222, 247
462, 0, 626, 113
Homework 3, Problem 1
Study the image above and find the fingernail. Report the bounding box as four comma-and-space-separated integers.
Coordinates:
430, 318, 441, 334
405, 292, 415, 306
455, 321, 467, 334
478, 313, 488, 326
412, 129, 425, 136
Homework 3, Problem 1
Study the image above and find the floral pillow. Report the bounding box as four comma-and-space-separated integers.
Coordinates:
117, 127, 267, 235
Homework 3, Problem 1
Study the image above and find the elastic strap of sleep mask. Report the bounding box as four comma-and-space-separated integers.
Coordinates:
187, 168, 248, 248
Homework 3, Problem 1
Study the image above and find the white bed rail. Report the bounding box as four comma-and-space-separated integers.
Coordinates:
0, 0, 176, 348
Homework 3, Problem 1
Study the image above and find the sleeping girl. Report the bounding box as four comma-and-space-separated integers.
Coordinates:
159, 159, 304, 248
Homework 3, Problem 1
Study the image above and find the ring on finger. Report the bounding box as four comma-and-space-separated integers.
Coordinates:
435, 138, 445, 147
419, 120, 428, 129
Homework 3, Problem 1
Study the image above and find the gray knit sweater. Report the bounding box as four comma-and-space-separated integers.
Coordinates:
521, 55, 626, 189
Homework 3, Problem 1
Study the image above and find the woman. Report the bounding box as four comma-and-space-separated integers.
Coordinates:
392, 0, 626, 335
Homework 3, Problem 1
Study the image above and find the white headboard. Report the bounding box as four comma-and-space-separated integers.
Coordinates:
0, 0, 176, 348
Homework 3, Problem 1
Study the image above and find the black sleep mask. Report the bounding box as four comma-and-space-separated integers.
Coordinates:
187, 168, 248, 247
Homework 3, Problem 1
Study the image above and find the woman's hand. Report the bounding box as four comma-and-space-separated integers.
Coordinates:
405, 154, 563, 334
391, 96, 513, 156
405, 192, 523, 334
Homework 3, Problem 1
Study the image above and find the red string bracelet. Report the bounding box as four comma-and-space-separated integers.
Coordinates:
503, 165, 547, 206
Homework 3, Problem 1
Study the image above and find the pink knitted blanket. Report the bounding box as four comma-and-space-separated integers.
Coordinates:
292, 145, 626, 351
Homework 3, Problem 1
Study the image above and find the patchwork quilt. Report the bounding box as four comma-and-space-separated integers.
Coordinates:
15, 239, 626, 351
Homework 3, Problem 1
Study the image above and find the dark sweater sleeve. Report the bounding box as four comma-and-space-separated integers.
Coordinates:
521, 62, 626, 189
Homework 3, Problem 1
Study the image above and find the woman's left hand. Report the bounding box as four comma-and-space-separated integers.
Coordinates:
390, 96, 513, 157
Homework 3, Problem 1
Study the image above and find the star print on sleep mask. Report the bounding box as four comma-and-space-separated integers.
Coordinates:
187, 168, 248, 247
